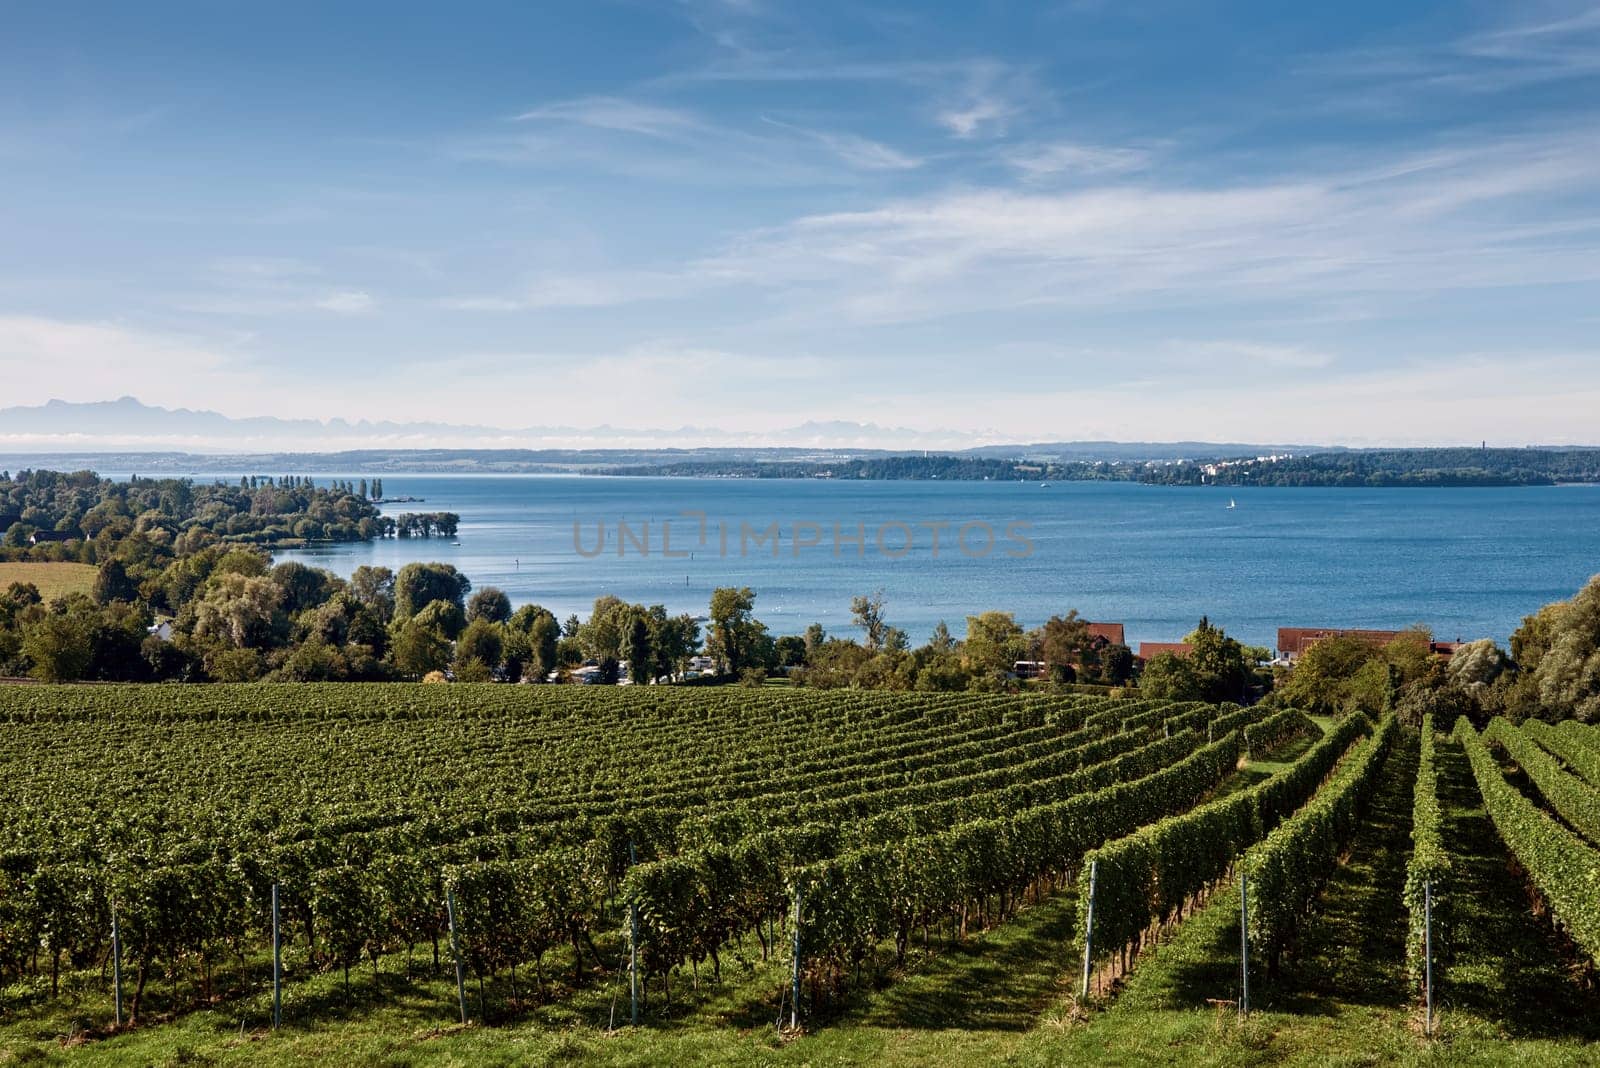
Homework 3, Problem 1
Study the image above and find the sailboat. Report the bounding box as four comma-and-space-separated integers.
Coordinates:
1226, 498, 1237, 510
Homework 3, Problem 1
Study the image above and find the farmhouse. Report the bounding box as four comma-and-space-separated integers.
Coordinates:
1085, 622, 1126, 648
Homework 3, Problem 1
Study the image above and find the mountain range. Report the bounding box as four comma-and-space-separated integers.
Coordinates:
0, 397, 1328, 464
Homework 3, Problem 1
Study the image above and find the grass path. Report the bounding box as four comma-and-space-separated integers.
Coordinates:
845, 886, 1080, 1032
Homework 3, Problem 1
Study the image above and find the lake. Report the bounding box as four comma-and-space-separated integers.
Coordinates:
271, 475, 1600, 651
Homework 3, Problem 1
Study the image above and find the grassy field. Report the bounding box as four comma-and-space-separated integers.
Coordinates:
0, 561, 97, 602
5, 722, 1598, 1066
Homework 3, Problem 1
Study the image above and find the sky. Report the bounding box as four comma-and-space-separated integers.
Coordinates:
3, 0, 1600, 448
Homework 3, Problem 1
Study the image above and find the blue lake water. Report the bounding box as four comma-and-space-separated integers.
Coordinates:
270, 475, 1600, 650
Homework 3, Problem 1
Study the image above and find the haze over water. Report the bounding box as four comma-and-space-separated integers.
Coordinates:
273, 475, 1600, 650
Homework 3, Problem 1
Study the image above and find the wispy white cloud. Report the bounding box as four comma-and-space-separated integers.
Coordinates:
688, 127, 1600, 324
312, 290, 376, 314
468, 93, 925, 185
934, 60, 1030, 139
1302, 3, 1600, 104
759, 117, 922, 170
1183, 340, 1336, 370
1004, 141, 1153, 180
513, 96, 705, 139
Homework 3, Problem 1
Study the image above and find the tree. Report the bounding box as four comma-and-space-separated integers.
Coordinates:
579, 596, 630, 662
1277, 635, 1385, 716
928, 620, 955, 653
1040, 611, 1091, 683
191, 573, 285, 649
1139, 652, 1201, 700
1183, 616, 1252, 703
774, 635, 808, 669
1379, 627, 1435, 687
272, 561, 341, 616
1448, 638, 1510, 690
1101, 643, 1135, 685
410, 598, 466, 641
1525, 573, 1600, 721
348, 566, 396, 623
962, 612, 1025, 677
529, 612, 561, 682
390, 617, 452, 678
850, 590, 890, 651
92, 558, 137, 605
467, 587, 512, 624
21, 609, 94, 681
393, 562, 470, 621
625, 611, 654, 684
649, 611, 699, 680
455, 618, 505, 677
707, 587, 761, 675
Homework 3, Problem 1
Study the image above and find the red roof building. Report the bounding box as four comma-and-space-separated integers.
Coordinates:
1085, 622, 1126, 647
1137, 641, 1193, 661
1276, 627, 1455, 661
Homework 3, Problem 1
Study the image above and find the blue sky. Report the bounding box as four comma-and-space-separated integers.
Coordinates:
3, 1, 1600, 447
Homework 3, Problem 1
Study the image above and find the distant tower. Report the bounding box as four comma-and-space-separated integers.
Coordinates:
1482, 440, 1486, 451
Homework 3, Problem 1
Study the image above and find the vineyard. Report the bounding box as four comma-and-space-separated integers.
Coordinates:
1, 687, 1599, 1066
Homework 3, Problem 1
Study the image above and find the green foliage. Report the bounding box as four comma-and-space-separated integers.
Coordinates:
1513, 574, 1600, 721
1457, 717, 1600, 967
1244, 714, 1398, 970
1403, 714, 1451, 994
1485, 717, 1600, 845
1527, 720, 1600, 787
1242, 707, 1314, 757
392, 562, 471, 622
467, 586, 512, 624
1079, 712, 1372, 968
0, 686, 1264, 1026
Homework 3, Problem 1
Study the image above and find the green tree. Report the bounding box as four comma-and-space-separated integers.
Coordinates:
579, 595, 630, 662
529, 612, 562, 682
707, 587, 762, 674
1102, 643, 1135, 684
1527, 573, 1600, 721
1040, 611, 1091, 683
393, 562, 470, 621
21, 609, 95, 681
850, 590, 890, 650
625, 611, 654, 684
1138, 651, 1201, 700
774, 635, 808, 668
962, 611, 1026, 677
390, 617, 452, 679
348, 566, 396, 623
271, 561, 340, 616
409, 598, 466, 641
1184, 616, 1252, 702
455, 618, 505, 677
467, 587, 512, 624
191, 573, 286, 649
1278, 634, 1385, 715
649, 610, 699, 680
92, 558, 138, 605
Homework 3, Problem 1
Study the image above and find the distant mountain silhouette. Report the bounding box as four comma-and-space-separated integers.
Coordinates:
0, 396, 1330, 461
